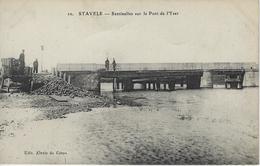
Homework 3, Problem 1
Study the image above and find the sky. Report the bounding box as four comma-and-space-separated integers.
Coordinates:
0, 0, 258, 70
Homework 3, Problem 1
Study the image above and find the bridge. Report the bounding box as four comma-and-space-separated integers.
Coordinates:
54, 63, 258, 93
99, 69, 246, 92
100, 70, 203, 91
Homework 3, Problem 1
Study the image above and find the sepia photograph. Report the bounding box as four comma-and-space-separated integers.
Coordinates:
0, 0, 259, 164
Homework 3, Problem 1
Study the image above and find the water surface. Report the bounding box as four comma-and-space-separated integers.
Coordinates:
0, 88, 258, 164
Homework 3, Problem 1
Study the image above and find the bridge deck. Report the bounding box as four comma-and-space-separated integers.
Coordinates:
99, 70, 204, 79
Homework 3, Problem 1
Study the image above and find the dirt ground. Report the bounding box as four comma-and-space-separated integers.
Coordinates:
0, 93, 111, 138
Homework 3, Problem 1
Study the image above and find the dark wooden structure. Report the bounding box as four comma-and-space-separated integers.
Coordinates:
99, 70, 204, 92
210, 69, 245, 89
0, 57, 33, 92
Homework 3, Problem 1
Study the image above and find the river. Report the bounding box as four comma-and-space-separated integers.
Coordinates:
0, 88, 258, 164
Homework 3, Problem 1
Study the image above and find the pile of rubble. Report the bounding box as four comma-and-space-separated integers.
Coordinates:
32, 75, 97, 98
32, 74, 54, 84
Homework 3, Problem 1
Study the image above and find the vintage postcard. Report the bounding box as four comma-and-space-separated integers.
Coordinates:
0, 0, 259, 164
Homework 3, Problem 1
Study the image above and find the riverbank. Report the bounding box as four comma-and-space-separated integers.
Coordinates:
0, 91, 140, 139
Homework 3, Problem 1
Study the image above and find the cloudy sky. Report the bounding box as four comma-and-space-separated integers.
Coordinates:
0, 0, 258, 70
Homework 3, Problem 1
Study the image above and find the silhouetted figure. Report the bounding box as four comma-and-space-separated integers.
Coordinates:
19, 49, 25, 74
105, 58, 109, 71
33, 59, 38, 73
112, 58, 116, 71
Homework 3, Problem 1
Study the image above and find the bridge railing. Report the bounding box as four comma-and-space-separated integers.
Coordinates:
57, 63, 259, 72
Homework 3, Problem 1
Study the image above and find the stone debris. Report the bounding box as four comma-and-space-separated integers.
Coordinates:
32, 74, 54, 84
32, 75, 97, 98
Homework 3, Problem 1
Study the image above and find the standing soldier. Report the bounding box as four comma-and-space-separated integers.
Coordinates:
33, 59, 39, 73
19, 49, 25, 74
112, 58, 116, 71
105, 58, 109, 71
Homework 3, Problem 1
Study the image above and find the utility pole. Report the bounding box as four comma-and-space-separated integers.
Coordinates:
41, 45, 44, 72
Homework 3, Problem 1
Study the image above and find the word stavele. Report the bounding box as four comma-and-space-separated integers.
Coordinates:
78, 11, 103, 16
24, 151, 67, 155
75, 11, 178, 16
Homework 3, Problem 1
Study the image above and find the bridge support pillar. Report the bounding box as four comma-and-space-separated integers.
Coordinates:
122, 79, 133, 92
63, 72, 66, 81
121, 82, 124, 89
112, 78, 117, 92
156, 81, 160, 91
148, 83, 151, 90
164, 83, 167, 90
153, 82, 156, 90
186, 75, 201, 89
230, 82, 237, 89
116, 80, 120, 89
68, 75, 71, 84
181, 81, 184, 87
169, 82, 175, 91
142, 82, 147, 90
237, 82, 243, 89
226, 82, 231, 89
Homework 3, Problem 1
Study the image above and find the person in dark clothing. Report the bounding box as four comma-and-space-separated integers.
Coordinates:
19, 49, 25, 74
33, 59, 38, 73
105, 58, 109, 71
112, 58, 116, 71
